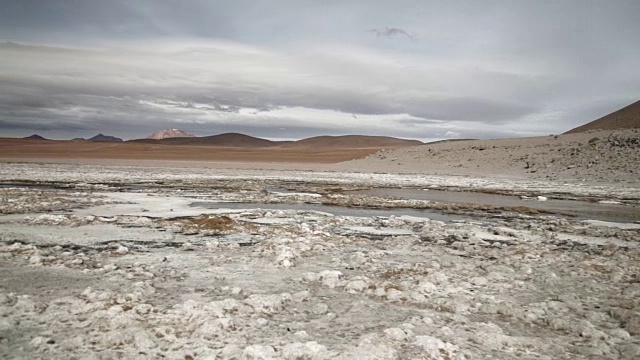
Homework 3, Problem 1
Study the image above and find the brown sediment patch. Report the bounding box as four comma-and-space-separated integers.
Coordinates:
156, 215, 259, 235
185, 215, 235, 232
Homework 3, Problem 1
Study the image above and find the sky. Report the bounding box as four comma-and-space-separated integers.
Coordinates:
1, 0, 639, 141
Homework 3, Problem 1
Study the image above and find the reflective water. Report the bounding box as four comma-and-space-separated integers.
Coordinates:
351, 188, 640, 223
192, 201, 470, 223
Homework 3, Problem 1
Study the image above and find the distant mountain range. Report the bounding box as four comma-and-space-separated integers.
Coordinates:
132, 132, 286, 147
130, 132, 423, 148
67, 134, 124, 142
565, 99, 640, 134
15, 99, 640, 145
15, 131, 421, 148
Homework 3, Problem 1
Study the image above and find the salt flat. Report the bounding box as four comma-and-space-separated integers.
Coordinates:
1, 162, 639, 359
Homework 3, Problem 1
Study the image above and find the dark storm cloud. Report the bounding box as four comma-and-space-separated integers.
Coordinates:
0, 1, 639, 140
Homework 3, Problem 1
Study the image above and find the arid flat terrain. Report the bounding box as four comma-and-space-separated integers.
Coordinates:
0, 138, 389, 164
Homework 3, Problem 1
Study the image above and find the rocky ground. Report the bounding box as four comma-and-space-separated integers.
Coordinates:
341, 129, 640, 184
1, 164, 639, 359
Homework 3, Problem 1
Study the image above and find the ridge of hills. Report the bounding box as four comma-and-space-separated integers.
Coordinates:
131, 132, 287, 147
130, 132, 422, 148
22, 134, 123, 142
279, 135, 423, 149
68, 134, 124, 142
564, 99, 640, 134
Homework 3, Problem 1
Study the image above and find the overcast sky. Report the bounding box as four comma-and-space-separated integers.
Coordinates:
1, 0, 639, 141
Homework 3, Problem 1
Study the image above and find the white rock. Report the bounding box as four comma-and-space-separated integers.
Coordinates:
317, 270, 344, 288
409, 291, 427, 303
609, 328, 631, 340
281, 341, 329, 359
470, 277, 488, 286
221, 344, 243, 359
345, 278, 370, 293
29, 255, 43, 266
416, 280, 437, 294
471, 322, 507, 350
429, 272, 448, 285
244, 293, 291, 314
231, 287, 243, 294
312, 303, 329, 315
413, 335, 460, 360
242, 344, 277, 359
302, 272, 319, 282
292, 290, 310, 302
336, 334, 398, 360
114, 245, 129, 255
384, 327, 408, 342
103, 264, 118, 272
133, 331, 156, 350
134, 303, 153, 315
385, 288, 405, 301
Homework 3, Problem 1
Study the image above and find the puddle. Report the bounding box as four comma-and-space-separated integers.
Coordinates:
191, 202, 471, 223
351, 188, 640, 223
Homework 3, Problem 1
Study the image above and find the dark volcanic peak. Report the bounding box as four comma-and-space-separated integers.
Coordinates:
565, 99, 640, 134
285, 135, 423, 149
71, 137, 86, 141
24, 134, 47, 140
88, 134, 123, 142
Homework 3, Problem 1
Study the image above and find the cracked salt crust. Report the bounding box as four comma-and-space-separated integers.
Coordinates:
0, 163, 639, 359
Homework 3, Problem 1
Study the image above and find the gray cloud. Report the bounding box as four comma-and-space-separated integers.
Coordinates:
0, 1, 639, 140
370, 27, 415, 40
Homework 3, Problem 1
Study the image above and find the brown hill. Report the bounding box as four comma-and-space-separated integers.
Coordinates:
564, 99, 640, 134
284, 135, 423, 149
88, 134, 123, 142
24, 134, 48, 140
131, 133, 290, 147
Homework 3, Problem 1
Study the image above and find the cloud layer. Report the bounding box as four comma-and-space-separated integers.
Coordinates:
1, 1, 639, 140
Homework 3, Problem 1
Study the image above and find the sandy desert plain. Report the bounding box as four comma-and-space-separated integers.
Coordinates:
1, 129, 640, 359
